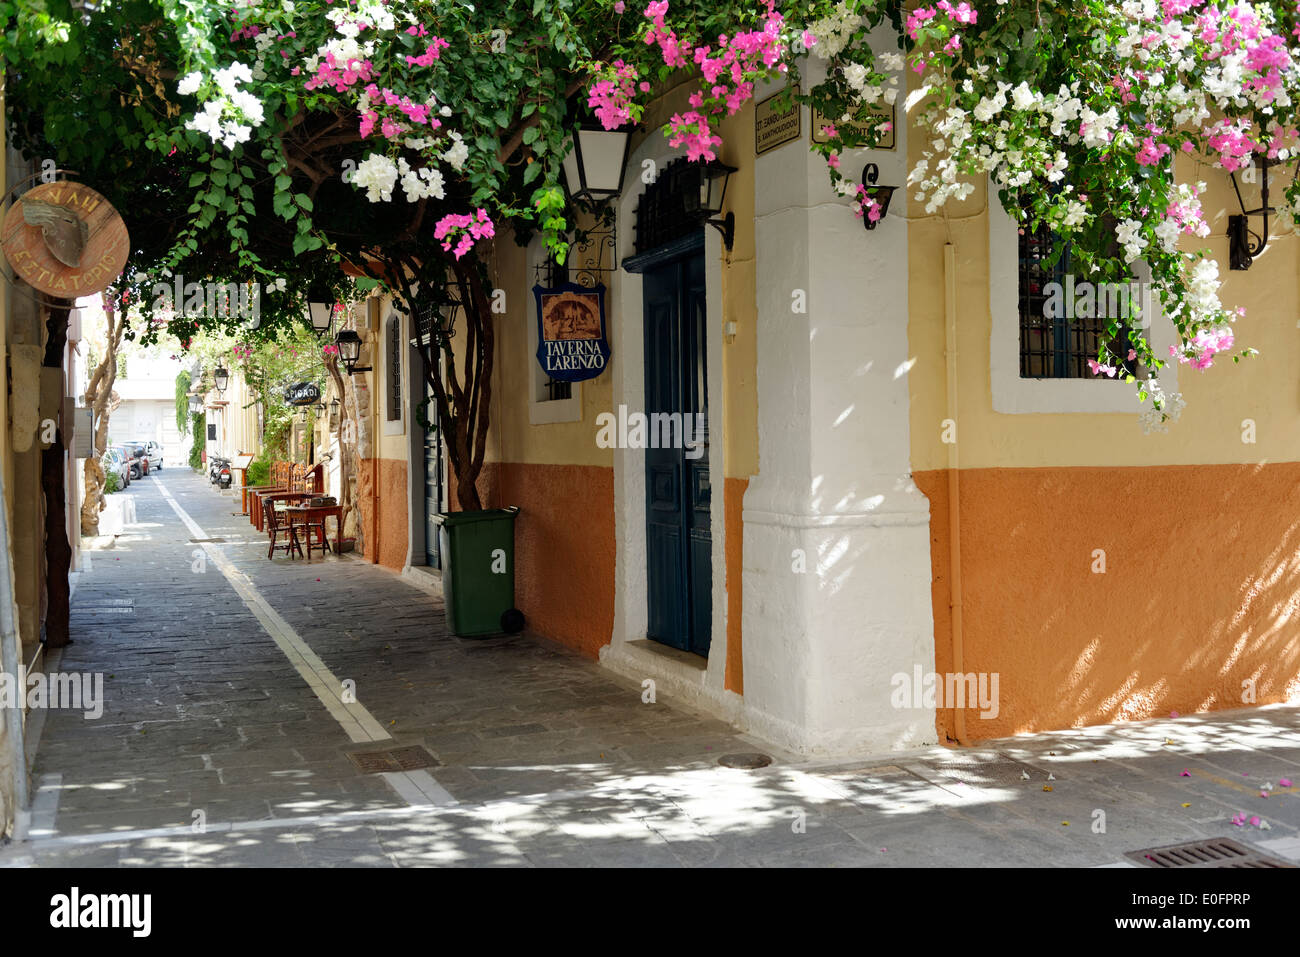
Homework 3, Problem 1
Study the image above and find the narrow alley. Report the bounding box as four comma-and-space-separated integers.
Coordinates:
3, 469, 1298, 868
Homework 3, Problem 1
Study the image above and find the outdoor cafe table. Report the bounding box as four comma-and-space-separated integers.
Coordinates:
254, 490, 312, 532
245, 483, 287, 519
281, 503, 345, 557
247, 485, 288, 528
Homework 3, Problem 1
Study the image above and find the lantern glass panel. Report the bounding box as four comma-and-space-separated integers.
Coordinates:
307, 299, 333, 335
562, 127, 630, 199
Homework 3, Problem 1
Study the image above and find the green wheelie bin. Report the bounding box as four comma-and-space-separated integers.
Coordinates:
432, 506, 524, 637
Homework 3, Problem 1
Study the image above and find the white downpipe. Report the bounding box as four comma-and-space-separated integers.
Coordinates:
944, 242, 969, 747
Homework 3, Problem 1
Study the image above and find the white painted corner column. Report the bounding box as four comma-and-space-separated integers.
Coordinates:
740, 51, 936, 756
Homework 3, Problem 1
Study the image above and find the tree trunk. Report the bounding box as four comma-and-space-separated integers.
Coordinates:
42, 302, 72, 650
80, 296, 123, 536
325, 352, 351, 516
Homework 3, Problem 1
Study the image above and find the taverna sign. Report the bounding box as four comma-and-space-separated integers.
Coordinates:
532, 282, 611, 382
284, 382, 321, 406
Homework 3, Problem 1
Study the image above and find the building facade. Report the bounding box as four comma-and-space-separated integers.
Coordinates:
336, 47, 1300, 758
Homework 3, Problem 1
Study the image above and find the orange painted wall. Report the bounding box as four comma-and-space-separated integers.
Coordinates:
360, 457, 408, 571
454, 461, 615, 659
915, 463, 1300, 741
725, 477, 747, 695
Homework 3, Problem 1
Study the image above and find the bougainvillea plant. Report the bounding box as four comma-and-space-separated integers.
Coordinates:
586, 0, 1300, 430
8, 1, 1300, 468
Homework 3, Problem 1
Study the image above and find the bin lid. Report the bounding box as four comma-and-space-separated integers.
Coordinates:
430, 506, 520, 527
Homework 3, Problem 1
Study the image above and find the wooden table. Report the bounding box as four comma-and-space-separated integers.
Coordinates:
254, 490, 311, 532
247, 486, 287, 528
282, 504, 345, 558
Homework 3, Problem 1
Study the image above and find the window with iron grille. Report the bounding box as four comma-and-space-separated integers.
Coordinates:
386, 314, 401, 421
634, 158, 700, 254
1018, 212, 1138, 379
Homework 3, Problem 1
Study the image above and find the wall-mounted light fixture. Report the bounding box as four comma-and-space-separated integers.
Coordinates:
860, 163, 897, 231
307, 286, 336, 337
1229, 154, 1296, 270
685, 159, 737, 251
214, 366, 229, 395
561, 122, 633, 203
334, 329, 372, 375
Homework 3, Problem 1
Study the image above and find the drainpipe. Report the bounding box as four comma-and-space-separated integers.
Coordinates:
0, 466, 31, 838
369, 303, 380, 565
944, 243, 970, 746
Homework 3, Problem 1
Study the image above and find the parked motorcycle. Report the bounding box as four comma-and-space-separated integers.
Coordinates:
209, 455, 232, 488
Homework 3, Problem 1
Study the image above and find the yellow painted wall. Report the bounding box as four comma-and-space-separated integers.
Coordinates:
479, 89, 760, 482
483, 229, 614, 469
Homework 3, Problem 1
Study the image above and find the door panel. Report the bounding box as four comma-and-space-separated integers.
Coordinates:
643, 250, 711, 656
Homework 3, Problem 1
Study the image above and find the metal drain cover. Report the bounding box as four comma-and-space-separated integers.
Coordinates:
718, 752, 773, 769
189, 538, 226, 543
1125, 838, 1294, 868
347, 745, 440, 774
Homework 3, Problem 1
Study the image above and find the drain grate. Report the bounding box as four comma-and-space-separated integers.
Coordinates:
1125, 838, 1294, 869
347, 745, 440, 774
189, 538, 226, 544
718, 752, 773, 769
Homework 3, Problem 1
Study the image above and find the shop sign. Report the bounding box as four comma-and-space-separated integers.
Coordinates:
0, 181, 129, 297
284, 382, 321, 406
532, 282, 611, 382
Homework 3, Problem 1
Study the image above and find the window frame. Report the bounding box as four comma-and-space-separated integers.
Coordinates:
988, 186, 1178, 415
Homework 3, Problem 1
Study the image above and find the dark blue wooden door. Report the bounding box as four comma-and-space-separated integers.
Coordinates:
643, 253, 711, 656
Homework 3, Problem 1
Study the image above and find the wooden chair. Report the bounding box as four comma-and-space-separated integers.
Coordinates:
265, 498, 303, 560
301, 508, 331, 560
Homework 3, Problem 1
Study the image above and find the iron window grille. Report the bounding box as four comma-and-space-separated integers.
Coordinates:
386, 314, 402, 421
1018, 210, 1138, 379
634, 158, 700, 254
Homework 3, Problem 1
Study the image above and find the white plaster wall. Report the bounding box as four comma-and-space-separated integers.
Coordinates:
741, 43, 937, 756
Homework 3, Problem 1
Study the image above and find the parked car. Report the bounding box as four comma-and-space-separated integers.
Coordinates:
133, 440, 163, 471
100, 447, 130, 488
118, 442, 148, 479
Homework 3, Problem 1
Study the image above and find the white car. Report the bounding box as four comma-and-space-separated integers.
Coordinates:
133, 440, 163, 471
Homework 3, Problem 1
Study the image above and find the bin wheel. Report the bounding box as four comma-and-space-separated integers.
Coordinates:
501, 608, 525, 634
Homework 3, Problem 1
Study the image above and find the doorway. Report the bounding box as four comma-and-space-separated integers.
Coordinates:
642, 251, 711, 656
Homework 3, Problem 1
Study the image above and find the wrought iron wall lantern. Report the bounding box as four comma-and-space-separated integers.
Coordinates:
334, 329, 372, 375
860, 163, 897, 231
684, 159, 737, 251
214, 366, 229, 395
417, 291, 460, 343
561, 122, 633, 202
1228, 154, 1296, 270
306, 286, 336, 337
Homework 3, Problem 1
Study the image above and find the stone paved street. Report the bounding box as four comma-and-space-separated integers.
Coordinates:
3, 468, 1300, 867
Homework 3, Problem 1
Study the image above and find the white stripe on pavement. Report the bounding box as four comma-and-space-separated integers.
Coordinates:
155, 477, 455, 808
